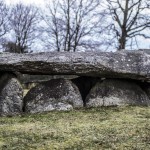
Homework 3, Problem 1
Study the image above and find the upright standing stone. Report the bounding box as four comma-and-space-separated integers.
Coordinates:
86, 79, 150, 107
0, 73, 23, 116
23, 78, 83, 113
142, 83, 150, 99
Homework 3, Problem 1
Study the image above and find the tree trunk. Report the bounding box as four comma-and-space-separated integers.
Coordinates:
118, 36, 126, 50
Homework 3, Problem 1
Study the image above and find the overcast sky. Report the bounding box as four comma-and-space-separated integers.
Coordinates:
4, 0, 150, 50
5, 0, 44, 5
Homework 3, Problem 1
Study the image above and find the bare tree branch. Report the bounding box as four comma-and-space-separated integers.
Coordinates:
4, 3, 39, 53
0, 1, 9, 39
41, 0, 103, 52
103, 0, 150, 50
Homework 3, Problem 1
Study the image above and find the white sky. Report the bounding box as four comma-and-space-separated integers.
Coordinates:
5, 0, 44, 5
3, 0, 150, 50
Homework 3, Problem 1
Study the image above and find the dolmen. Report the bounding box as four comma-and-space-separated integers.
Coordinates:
0, 50, 150, 115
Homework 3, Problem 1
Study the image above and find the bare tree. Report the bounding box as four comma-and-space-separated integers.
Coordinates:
2, 41, 28, 53
0, 1, 9, 42
6, 3, 39, 53
41, 0, 103, 52
102, 0, 150, 50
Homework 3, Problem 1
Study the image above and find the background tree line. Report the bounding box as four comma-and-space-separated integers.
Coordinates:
0, 0, 150, 53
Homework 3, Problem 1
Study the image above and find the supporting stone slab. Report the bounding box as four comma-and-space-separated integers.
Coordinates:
0, 73, 23, 116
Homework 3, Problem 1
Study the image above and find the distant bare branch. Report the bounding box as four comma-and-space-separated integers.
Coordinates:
103, 0, 150, 50
41, 0, 102, 52
5, 3, 39, 53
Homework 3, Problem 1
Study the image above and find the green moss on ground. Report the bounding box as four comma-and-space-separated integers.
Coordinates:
0, 106, 150, 150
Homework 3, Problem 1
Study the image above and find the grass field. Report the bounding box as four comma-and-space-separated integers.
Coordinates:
0, 106, 150, 150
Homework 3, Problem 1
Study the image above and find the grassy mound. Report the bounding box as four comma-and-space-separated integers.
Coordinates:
0, 106, 150, 149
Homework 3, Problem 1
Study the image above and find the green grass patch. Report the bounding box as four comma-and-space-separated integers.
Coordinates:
0, 106, 150, 150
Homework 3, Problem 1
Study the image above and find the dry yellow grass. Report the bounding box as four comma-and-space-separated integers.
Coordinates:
0, 106, 150, 150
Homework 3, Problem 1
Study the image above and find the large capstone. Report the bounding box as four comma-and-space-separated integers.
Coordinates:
0, 73, 23, 116
0, 51, 150, 82
86, 79, 150, 107
23, 78, 83, 113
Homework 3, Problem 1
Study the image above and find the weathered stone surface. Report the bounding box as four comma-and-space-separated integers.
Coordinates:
0, 50, 150, 81
0, 73, 23, 116
141, 83, 150, 99
86, 79, 150, 107
23, 78, 83, 113
19, 74, 78, 84
146, 87, 150, 99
